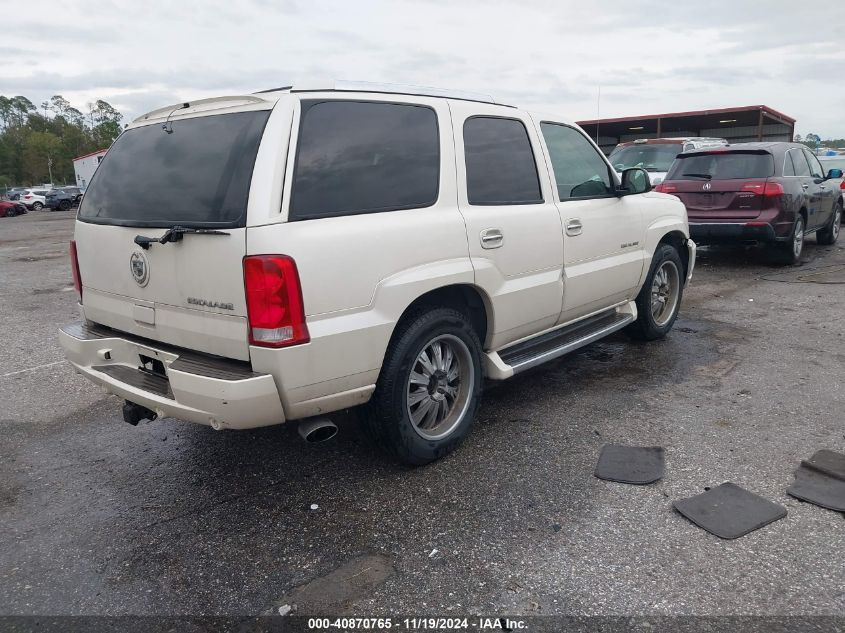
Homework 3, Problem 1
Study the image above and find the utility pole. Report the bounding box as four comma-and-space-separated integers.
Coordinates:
47, 156, 53, 185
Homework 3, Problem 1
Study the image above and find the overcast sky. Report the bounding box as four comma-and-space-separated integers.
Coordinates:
3, 0, 844, 137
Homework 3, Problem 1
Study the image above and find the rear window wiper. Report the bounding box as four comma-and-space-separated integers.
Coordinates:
134, 225, 230, 249
681, 173, 713, 180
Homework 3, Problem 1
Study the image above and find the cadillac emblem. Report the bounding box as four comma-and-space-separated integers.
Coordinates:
130, 251, 150, 287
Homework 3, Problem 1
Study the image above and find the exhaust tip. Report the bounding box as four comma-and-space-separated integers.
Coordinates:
298, 417, 338, 443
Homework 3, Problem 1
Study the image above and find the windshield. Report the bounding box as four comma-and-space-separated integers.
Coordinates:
665, 151, 774, 180
609, 144, 680, 172
79, 110, 270, 227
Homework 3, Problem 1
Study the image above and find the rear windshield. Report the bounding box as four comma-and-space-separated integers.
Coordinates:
608, 144, 680, 173
79, 110, 270, 227
666, 151, 774, 181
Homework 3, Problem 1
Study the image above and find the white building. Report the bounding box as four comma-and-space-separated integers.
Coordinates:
73, 149, 108, 190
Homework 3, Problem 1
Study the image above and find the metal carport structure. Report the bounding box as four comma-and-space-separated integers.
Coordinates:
577, 105, 795, 155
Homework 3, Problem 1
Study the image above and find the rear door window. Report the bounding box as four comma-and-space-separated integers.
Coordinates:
540, 122, 614, 199
789, 149, 812, 177
463, 117, 542, 205
803, 149, 824, 179
666, 152, 774, 180
783, 153, 796, 176
79, 110, 270, 227
290, 100, 439, 220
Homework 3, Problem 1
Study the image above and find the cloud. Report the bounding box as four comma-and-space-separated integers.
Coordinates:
1, 0, 843, 137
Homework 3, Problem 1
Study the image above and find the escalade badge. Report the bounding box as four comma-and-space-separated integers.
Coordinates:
702, 182, 712, 190
130, 251, 150, 287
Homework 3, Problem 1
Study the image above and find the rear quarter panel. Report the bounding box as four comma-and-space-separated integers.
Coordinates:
246, 94, 477, 412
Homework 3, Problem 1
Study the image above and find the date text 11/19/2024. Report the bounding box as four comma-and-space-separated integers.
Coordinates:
306, 617, 528, 630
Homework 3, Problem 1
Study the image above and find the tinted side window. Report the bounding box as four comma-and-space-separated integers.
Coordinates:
290, 100, 439, 220
540, 123, 613, 199
803, 149, 824, 178
783, 152, 795, 176
463, 117, 542, 205
790, 149, 811, 177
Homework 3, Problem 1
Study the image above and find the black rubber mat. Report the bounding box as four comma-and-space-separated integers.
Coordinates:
787, 450, 845, 512
673, 482, 787, 539
594, 444, 664, 485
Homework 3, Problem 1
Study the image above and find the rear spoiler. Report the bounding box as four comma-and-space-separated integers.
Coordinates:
679, 148, 771, 158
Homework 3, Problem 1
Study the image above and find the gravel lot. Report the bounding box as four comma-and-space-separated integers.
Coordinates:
1, 211, 844, 617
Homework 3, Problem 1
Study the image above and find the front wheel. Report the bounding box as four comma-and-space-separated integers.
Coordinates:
359, 307, 483, 466
626, 243, 684, 341
59, 199, 71, 211
817, 203, 841, 246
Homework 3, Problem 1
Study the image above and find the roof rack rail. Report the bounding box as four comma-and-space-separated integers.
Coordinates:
255, 80, 506, 106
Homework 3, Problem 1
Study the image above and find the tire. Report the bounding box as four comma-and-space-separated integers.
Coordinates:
816, 202, 841, 246
626, 243, 684, 341
776, 215, 805, 265
59, 199, 71, 211
358, 307, 483, 466
32, 202, 43, 211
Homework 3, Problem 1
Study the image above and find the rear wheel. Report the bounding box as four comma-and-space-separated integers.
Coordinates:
32, 202, 43, 211
359, 307, 482, 466
817, 202, 841, 246
626, 243, 684, 341
777, 215, 805, 265
59, 199, 71, 211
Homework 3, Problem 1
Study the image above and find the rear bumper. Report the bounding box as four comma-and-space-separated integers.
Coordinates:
689, 222, 778, 243
59, 321, 285, 429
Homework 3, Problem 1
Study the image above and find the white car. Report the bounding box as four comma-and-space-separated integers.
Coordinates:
819, 155, 845, 204
20, 188, 50, 210
59, 81, 696, 465
609, 137, 729, 185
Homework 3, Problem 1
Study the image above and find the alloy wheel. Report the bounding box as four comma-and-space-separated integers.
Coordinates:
406, 334, 474, 441
650, 260, 680, 327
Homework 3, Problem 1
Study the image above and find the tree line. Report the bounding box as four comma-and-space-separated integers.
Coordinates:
0, 95, 124, 189
795, 133, 845, 149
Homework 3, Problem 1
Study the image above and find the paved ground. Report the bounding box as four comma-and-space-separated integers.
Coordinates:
1, 211, 843, 617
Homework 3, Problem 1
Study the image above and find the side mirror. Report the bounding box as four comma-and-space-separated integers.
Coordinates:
619, 168, 652, 195
827, 168, 843, 179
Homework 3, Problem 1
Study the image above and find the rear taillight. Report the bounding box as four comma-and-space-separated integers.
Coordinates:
654, 183, 677, 193
741, 181, 784, 196
840, 181, 845, 190
69, 240, 82, 303
23, 194, 32, 199
763, 182, 784, 196
243, 255, 309, 348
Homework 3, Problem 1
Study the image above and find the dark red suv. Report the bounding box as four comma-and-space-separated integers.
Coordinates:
655, 142, 843, 263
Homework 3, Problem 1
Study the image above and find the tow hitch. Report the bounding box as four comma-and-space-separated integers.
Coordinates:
122, 400, 158, 426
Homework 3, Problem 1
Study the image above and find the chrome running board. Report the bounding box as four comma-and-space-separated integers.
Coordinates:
498, 309, 634, 375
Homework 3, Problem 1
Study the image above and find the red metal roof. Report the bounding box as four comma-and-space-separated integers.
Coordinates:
72, 148, 108, 162
577, 105, 795, 126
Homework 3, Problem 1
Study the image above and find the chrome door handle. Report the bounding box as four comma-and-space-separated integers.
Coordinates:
801, 183, 810, 190
480, 228, 504, 249
565, 219, 583, 236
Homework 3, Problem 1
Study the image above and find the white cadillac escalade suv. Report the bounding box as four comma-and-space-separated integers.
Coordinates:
59, 81, 696, 465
